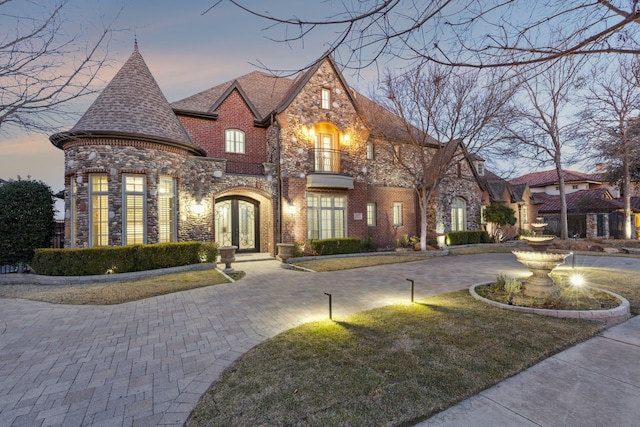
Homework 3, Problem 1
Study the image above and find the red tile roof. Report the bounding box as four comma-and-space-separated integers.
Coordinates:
510, 169, 603, 187
534, 188, 631, 213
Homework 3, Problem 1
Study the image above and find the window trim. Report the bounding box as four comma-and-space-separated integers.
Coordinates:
451, 197, 467, 232
122, 174, 147, 245
321, 88, 331, 109
367, 202, 376, 226
366, 141, 374, 160
225, 128, 246, 154
393, 202, 403, 226
307, 193, 347, 239
158, 176, 177, 243
89, 174, 109, 247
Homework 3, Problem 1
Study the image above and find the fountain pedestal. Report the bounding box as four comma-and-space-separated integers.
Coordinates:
514, 217, 571, 298
512, 250, 571, 298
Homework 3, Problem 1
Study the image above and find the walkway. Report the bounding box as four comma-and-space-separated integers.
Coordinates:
0, 253, 638, 426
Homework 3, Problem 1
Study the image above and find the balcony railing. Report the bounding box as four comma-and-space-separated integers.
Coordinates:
312, 148, 342, 173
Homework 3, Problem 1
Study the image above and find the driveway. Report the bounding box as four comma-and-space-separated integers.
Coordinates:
0, 253, 631, 426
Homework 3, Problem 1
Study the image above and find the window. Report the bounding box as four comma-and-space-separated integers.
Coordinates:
367, 202, 376, 226
70, 180, 77, 247
158, 176, 177, 243
572, 184, 579, 190
522, 205, 529, 224
307, 194, 346, 239
321, 88, 331, 109
89, 175, 109, 247
366, 141, 374, 160
393, 202, 403, 226
123, 175, 146, 245
451, 197, 466, 231
225, 129, 245, 153
477, 162, 485, 176
480, 205, 486, 224
393, 145, 401, 164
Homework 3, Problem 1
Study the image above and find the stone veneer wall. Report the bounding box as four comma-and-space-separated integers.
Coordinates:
62, 139, 276, 249
276, 60, 369, 182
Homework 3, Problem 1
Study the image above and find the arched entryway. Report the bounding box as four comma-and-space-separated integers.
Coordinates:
214, 196, 260, 252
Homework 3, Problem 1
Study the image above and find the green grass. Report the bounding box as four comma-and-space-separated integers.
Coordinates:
186, 290, 606, 427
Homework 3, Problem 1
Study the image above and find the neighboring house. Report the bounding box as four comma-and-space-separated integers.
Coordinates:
471, 155, 537, 238
50, 44, 483, 253
510, 169, 613, 196
510, 169, 639, 238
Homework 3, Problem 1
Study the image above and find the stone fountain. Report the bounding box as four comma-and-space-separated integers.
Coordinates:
512, 217, 571, 298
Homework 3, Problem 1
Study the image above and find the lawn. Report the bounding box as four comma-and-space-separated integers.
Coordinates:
0, 269, 230, 304
186, 290, 606, 427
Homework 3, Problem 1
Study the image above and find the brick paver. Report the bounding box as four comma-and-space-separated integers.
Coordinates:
0, 253, 634, 426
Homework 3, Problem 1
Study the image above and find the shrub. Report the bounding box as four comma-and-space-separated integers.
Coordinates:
0, 179, 55, 265
309, 237, 361, 255
361, 234, 377, 252
31, 242, 219, 276
445, 230, 490, 246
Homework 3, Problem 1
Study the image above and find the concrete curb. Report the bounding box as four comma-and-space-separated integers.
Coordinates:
469, 282, 632, 327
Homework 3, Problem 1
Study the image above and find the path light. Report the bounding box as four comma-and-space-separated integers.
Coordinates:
324, 292, 332, 320
569, 274, 586, 287
406, 278, 415, 303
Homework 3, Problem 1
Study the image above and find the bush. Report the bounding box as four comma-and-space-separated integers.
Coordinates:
0, 179, 55, 265
309, 238, 362, 255
445, 230, 490, 246
361, 234, 377, 252
31, 242, 219, 276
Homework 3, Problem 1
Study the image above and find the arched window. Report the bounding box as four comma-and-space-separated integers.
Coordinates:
451, 197, 466, 232
225, 129, 245, 153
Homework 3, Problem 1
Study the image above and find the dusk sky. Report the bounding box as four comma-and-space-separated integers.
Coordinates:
1, 0, 384, 217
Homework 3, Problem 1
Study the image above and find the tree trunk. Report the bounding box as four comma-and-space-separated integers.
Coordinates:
556, 163, 569, 240
623, 155, 632, 240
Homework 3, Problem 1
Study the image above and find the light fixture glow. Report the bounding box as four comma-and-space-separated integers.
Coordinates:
287, 203, 296, 215
569, 274, 586, 287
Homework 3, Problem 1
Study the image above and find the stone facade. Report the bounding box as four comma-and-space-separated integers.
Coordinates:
52, 48, 487, 254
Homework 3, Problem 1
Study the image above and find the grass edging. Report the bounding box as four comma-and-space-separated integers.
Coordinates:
470, 282, 632, 327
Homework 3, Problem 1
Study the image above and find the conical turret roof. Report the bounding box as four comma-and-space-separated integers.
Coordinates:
52, 44, 201, 153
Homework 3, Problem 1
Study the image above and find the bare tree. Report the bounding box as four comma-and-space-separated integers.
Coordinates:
364, 65, 513, 250
209, 1, 640, 71
501, 55, 588, 240
579, 56, 640, 239
0, 0, 113, 135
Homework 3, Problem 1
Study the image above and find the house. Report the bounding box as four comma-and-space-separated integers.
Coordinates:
510, 169, 640, 238
470, 155, 537, 238
50, 44, 484, 253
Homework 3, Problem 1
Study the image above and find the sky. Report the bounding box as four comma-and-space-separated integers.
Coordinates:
1, 0, 383, 218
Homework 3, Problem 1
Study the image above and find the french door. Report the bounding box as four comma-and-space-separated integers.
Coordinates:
214, 197, 259, 252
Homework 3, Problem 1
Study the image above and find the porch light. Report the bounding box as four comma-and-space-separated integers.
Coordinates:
192, 201, 205, 216
287, 202, 296, 215
308, 127, 315, 139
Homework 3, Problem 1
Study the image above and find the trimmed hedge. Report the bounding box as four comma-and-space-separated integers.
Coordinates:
309, 237, 362, 256
30, 242, 219, 276
445, 230, 491, 246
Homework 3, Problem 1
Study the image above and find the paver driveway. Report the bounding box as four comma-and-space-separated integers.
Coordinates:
0, 253, 627, 426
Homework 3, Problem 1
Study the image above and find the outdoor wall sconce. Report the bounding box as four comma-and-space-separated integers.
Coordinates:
406, 278, 414, 303
287, 202, 296, 215
191, 201, 205, 216
324, 292, 332, 320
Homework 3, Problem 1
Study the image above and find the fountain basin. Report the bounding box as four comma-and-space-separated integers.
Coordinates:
512, 249, 571, 298
470, 282, 631, 327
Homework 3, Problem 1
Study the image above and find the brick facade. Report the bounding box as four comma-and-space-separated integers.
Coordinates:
53, 49, 486, 254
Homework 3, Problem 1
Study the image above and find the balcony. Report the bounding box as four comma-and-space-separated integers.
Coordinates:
307, 148, 354, 189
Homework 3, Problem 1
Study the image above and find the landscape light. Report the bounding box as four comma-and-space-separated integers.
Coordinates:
569, 274, 586, 287
324, 292, 332, 320
406, 278, 415, 303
